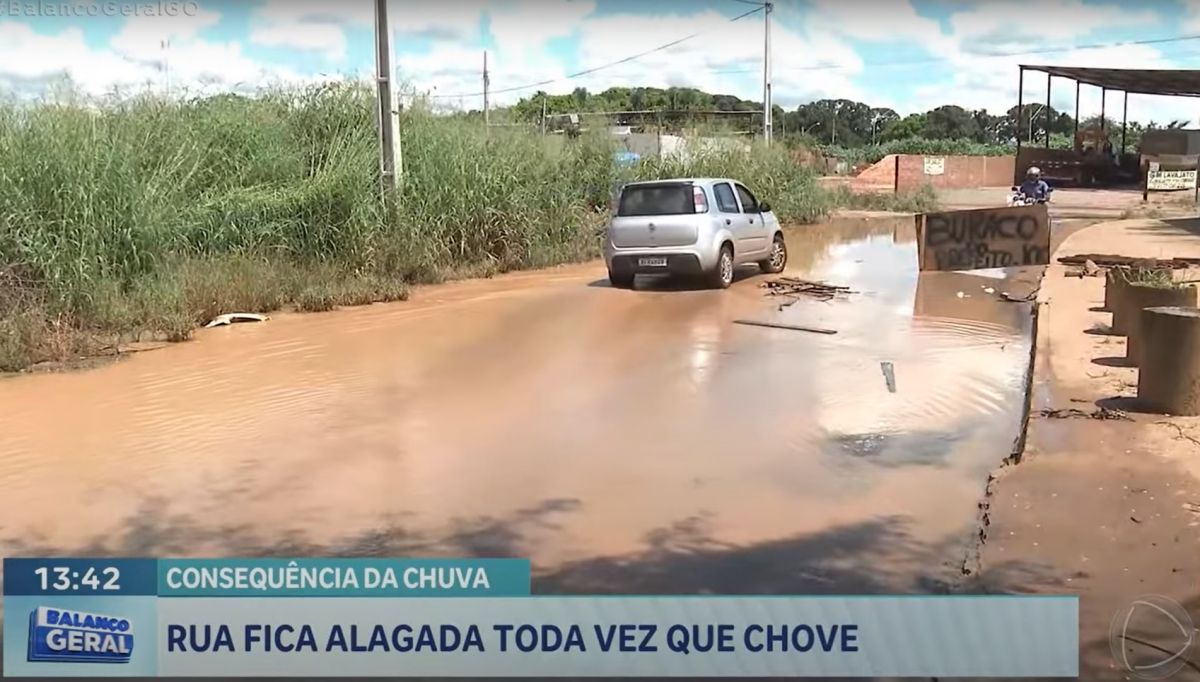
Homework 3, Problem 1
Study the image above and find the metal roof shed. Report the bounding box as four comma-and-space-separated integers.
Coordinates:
1018, 65, 1200, 156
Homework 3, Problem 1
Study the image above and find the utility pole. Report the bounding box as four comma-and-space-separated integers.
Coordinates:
762, 1, 773, 145
373, 0, 398, 198
483, 51, 490, 135
541, 95, 547, 136
161, 39, 172, 96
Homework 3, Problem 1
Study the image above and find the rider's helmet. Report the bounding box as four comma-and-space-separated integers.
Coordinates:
1027, 166, 1042, 178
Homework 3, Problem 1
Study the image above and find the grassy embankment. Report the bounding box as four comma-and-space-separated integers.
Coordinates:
0, 83, 935, 371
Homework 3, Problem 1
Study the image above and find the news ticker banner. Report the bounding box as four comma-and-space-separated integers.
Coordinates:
2, 557, 1079, 678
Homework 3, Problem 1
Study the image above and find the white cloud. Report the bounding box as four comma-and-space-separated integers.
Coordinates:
249, 22, 347, 59
251, 0, 491, 43
879, 0, 1191, 120
254, 0, 372, 26
0, 4, 317, 98
249, 0, 492, 58
948, 0, 1157, 46
805, 0, 945, 45
393, 0, 592, 105
487, 0, 593, 61
110, 6, 312, 94
428, 6, 867, 109
0, 21, 152, 94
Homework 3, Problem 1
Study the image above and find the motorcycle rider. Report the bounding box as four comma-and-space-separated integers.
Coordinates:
1017, 166, 1051, 202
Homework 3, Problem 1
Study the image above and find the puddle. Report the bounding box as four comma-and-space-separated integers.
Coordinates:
0, 216, 1039, 596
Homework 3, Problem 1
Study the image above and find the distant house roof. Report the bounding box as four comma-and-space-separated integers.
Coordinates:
1021, 65, 1200, 98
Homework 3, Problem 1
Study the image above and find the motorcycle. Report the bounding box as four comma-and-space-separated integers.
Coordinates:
1006, 185, 1053, 207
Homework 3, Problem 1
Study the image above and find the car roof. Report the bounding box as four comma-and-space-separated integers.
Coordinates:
621, 178, 740, 187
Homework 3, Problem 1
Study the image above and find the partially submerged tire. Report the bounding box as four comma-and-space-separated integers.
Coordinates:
708, 244, 735, 289
759, 234, 788, 274
608, 270, 635, 289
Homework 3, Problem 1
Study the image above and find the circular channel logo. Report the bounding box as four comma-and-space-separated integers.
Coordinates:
1109, 595, 1196, 679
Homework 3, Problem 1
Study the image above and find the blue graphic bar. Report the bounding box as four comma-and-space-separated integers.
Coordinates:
157, 558, 531, 596
152, 595, 1080, 677
3, 558, 530, 597
4, 559, 158, 596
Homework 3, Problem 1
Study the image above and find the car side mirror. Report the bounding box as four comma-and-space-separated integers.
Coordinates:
758, 201, 771, 213
1011, 186, 1019, 191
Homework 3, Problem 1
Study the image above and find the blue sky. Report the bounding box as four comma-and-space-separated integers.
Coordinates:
3, 0, 1200, 122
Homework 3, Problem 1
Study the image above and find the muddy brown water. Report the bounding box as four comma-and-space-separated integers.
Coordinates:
0, 218, 1040, 596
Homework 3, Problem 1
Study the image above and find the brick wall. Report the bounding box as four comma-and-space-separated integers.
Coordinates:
854, 154, 899, 187
851, 154, 1014, 191
895, 155, 1015, 191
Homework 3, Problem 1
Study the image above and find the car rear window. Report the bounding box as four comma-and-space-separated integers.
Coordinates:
617, 185, 692, 216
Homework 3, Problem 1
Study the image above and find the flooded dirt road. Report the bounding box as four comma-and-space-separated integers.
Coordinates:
0, 218, 1040, 594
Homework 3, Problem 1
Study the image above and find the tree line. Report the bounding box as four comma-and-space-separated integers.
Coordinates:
505, 86, 1190, 150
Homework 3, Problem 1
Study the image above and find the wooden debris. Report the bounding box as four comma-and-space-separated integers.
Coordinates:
1057, 254, 1200, 269
733, 319, 837, 335
762, 277, 855, 302
880, 361, 896, 393
1037, 407, 1133, 421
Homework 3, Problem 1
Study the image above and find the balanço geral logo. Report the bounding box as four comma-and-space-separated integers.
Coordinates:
27, 606, 134, 664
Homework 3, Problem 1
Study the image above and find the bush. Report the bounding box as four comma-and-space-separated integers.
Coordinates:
821, 137, 1014, 166
630, 140, 830, 223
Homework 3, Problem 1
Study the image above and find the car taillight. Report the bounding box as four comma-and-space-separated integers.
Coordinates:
693, 186, 708, 213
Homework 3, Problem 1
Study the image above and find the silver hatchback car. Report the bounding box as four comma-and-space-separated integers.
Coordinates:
603, 178, 788, 289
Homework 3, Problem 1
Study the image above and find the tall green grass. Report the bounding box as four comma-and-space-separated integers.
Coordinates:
0, 83, 923, 371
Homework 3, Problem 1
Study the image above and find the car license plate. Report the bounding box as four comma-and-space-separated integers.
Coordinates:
639, 257, 668, 267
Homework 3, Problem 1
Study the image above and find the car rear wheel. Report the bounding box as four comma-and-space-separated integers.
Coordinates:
708, 245, 735, 289
759, 234, 788, 274
608, 270, 635, 289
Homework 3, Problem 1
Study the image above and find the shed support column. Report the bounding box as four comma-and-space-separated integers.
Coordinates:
1045, 75, 1052, 148
1016, 66, 1024, 184
1121, 91, 1129, 154
1074, 80, 1080, 144
1101, 88, 1106, 132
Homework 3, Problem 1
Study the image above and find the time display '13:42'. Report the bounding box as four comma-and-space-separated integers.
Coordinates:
34, 566, 121, 591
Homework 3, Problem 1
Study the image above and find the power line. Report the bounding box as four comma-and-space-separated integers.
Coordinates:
429, 5, 764, 99
707, 32, 1200, 75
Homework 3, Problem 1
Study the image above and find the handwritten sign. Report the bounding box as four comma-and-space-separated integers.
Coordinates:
1147, 168, 1197, 191
923, 156, 945, 176
916, 204, 1050, 272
